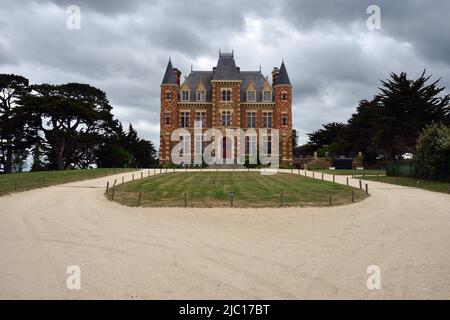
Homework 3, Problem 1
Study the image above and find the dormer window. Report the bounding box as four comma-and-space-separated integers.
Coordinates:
196, 90, 206, 101
263, 91, 272, 102
221, 89, 231, 101
247, 90, 256, 102
181, 90, 190, 101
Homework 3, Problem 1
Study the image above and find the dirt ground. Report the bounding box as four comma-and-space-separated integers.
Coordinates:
0, 169, 449, 299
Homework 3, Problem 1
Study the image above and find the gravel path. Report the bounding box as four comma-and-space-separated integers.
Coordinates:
0, 169, 449, 299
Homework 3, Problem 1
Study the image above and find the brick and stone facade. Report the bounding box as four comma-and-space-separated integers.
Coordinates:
159, 52, 293, 165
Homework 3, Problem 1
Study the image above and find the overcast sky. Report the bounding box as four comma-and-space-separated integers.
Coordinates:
1, 0, 450, 146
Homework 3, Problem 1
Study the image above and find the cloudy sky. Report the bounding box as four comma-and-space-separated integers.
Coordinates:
1, 0, 450, 146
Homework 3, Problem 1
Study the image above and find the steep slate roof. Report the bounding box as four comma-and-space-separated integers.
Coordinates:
183, 71, 214, 102
239, 71, 272, 102
161, 58, 178, 85
181, 53, 280, 102
213, 53, 240, 80
276, 61, 291, 85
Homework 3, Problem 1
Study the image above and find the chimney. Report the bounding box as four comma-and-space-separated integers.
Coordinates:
272, 67, 279, 85
236, 66, 240, 74
173, 68, 181, 86
212, 66, 217, 74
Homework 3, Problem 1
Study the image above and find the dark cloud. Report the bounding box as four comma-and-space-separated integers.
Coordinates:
0, 0, 449, 146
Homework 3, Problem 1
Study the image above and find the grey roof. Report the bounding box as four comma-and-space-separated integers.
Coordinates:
182, 70, 272, 102
239, 71, 273, 102
183, 71, 213, 102
161, 58, 178, 85
213, 53, 240, 80
276, 61, 291, 85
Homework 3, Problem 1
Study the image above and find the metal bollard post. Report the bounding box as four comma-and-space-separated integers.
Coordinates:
359, 180, 362, 189
333, 174, 335, 183
280, 191, 284, 207
111, 187, 115, 200
106, 181, 109, 192
365, 184, 369, 195
346, 177, 349, 187
184, 193, 187, 207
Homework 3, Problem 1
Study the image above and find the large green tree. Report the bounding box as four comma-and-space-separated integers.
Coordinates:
373, 71, 450, 159
0, 74, 33, 173
21, 83, 115, 170
415, 123, 450, 180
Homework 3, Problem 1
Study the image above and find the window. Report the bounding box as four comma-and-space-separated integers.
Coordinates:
263, 91, 272, 102
181, 112, 189, 128
281, 92, 288, 101
282, 113, 287, 126
165, 91, 172, 100
180, 135, 190, 156
165, 111, 170, 125
197, 90, 206, 101
221, 89, 231, 101
245, 136, 257, 155
263, 135, 272, 155
247, 90, 256, 102
194, 134, 203, 156
263, 112, 272, 128
195, 112, 206, 128
221, 111, 231, 127
246, 112, 256, 128
181, 90, 190, 101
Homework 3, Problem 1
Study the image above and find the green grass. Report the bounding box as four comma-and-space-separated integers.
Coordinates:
108, 172, 367, 208
0, 168, 134, 196
315, 169, 386, 176
361, 175, 450, 194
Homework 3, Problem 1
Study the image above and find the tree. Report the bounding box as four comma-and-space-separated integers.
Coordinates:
96, 123, 158, 168
21, 83, 115, 170
292, 129, 299, 149
415, 123, 450, 180
345, 99, 380, 160
307, 122, 346, 150
373, 70, 450, 159
0, 74, 32, 173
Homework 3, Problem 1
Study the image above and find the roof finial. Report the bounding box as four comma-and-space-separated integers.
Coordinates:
259, 64, 261, 72
232, 49, 234, 56
191, 64, 193, 72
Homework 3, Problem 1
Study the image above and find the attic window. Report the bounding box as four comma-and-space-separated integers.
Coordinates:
197, 90, 206, 101
247, 90, 256, 102
263, 91, 272, 102
181, 90, 190, 101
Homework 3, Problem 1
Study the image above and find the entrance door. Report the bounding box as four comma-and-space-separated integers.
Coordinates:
222, 137, 232, 160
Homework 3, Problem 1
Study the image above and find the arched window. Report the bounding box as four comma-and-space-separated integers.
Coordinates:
221, 89, 231, 101
165, 111, 170, 125
221, 111, 231, 127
